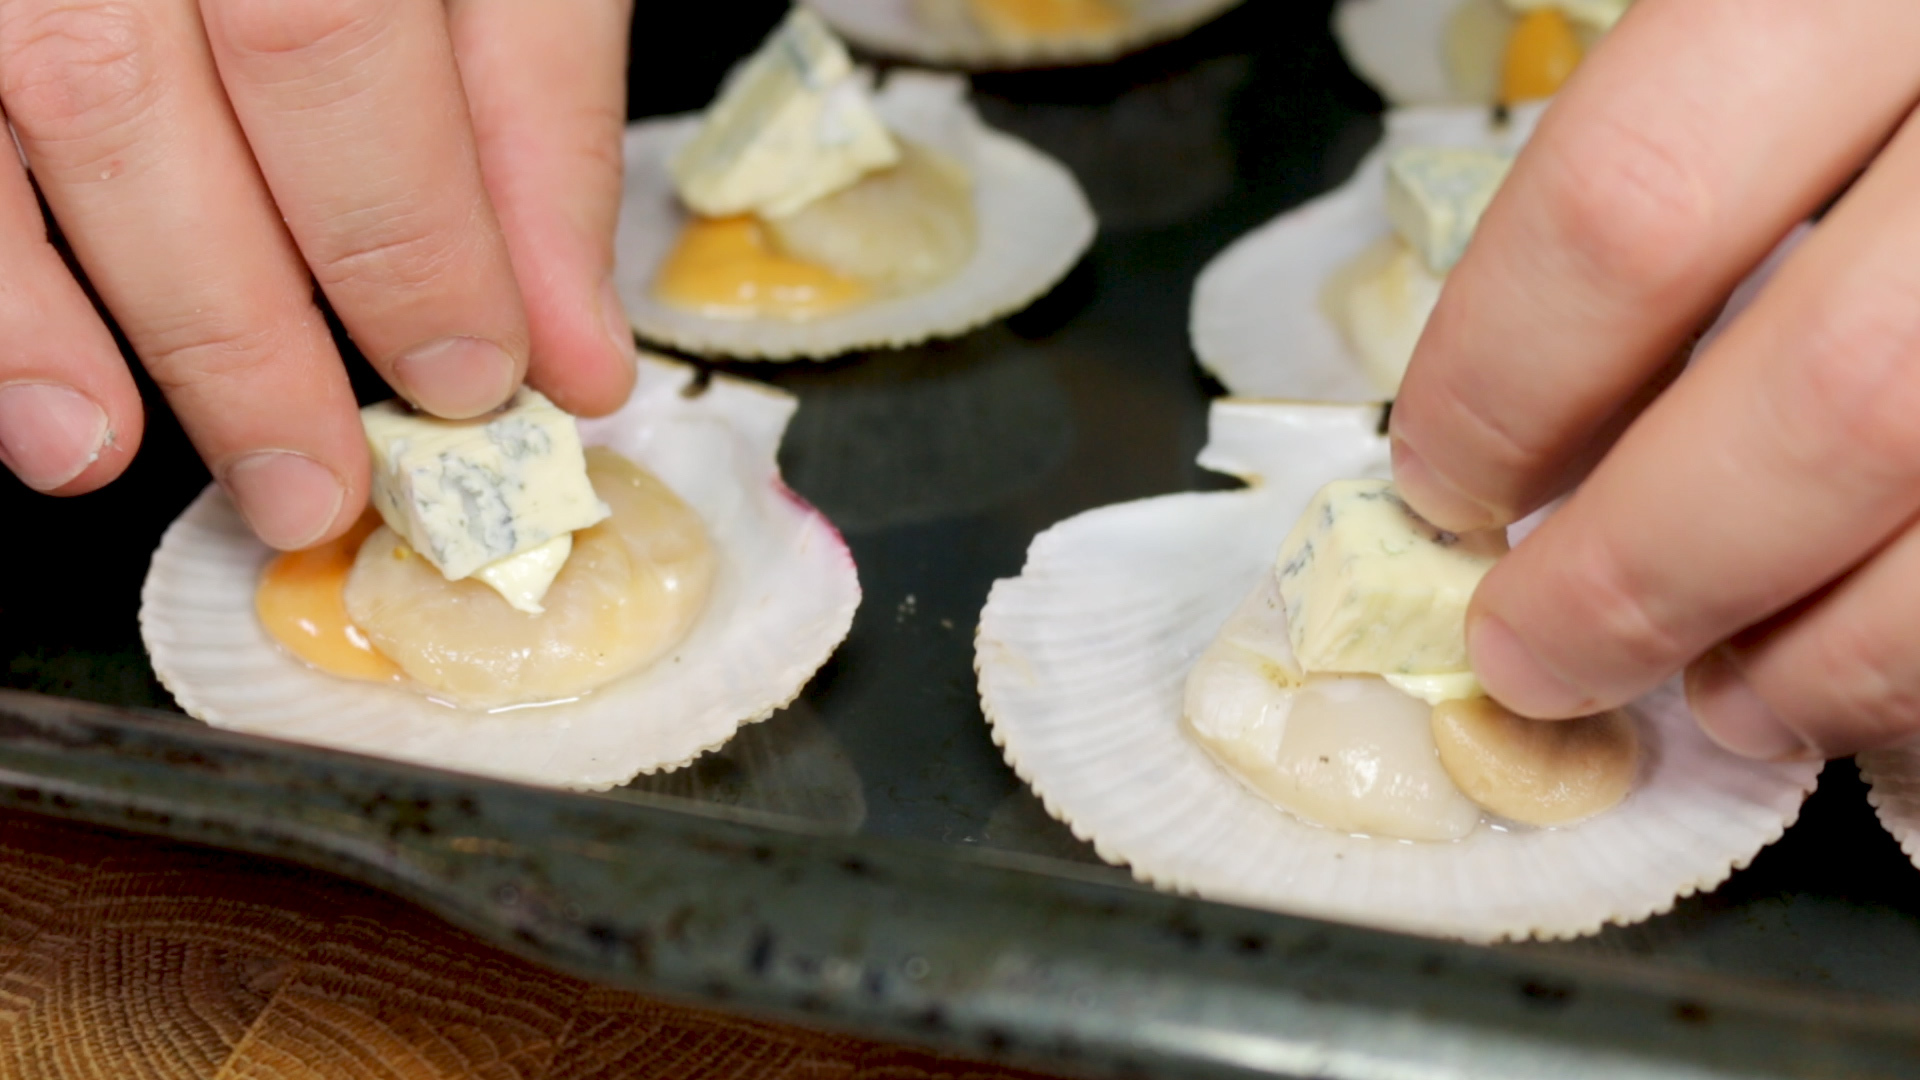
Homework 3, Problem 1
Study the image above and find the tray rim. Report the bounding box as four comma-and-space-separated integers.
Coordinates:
1, 689, 1915, 1080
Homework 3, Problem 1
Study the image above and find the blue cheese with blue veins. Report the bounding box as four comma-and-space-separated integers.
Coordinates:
1385, 147, 1511, 276
361, 389, 610, 612
1275, 479, 1506, 679
670, 8, 899, 220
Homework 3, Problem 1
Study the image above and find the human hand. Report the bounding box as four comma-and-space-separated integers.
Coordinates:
0, 0, 637, 549
1388, 0, 1920, 760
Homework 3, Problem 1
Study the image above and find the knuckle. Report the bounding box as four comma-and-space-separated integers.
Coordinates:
1781, 277, 1920, 474
558, 102, 627, 177
141, 317, 285, 395
211, 0, 396, 61
1801, 618, 1920, 747
310, 209, 479, 295
1538, 117, 1716, 294
0, 2, 159, 144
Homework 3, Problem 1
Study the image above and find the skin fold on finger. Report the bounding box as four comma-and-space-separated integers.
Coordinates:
1468, 103, 1920, 720
448, 0, 636, 418
0, 104, 140, 495
201, 0, 530, 420
1687, 513, 1920, 761
1391, 0, 1920, 532
0, 0, 366, 548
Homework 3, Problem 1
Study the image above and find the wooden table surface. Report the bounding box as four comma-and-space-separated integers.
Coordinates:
0, 810, 1066, 1079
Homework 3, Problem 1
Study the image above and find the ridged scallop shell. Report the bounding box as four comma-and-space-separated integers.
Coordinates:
975, 399, 1821, 941
1189, 103, 1541, 401
616, 72, 1095, 361
803, 0, 1246, 70
1335, 0, 1615, 107
1334, 0, 1482, 106
140, 356, 861, 790
1858, 745, 1920, 870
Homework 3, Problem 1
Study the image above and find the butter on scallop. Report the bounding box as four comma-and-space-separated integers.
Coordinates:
361, 388, 611, 612
345, 449, 716, 710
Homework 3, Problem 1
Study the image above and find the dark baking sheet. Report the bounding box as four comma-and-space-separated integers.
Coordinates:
5, 2, 1920, 1076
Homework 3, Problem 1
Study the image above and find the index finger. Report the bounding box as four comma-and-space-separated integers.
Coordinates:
1389, 0, 1920, 532
1466, 102, 1920, 720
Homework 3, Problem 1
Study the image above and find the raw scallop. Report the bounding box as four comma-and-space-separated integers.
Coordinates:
345, 450, 715, 710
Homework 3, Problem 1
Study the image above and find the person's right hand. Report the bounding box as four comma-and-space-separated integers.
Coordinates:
1390, 0, 1920, 760
0, 0, 638, 549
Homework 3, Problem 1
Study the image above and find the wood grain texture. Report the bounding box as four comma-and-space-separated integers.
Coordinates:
0, 812, 1069, 1080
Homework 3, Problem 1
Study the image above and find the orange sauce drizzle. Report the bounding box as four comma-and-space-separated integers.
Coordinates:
256, 511, 403, 683
969, 0, 1127, 38
1501, 9, 1583, 104
654, 216, 868, 321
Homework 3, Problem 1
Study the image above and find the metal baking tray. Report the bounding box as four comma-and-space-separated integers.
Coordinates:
5, 3, 1920, 1076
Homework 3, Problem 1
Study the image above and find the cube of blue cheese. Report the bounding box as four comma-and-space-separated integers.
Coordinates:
670, 8, 899, 220
361, 389, 610, 602
1503, 0, 1631, 30
1275, 480, 1507, 677
1385, 147, 1511, 276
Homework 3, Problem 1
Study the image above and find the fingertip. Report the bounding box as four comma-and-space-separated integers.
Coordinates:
46, 409, 143, 496
1466, 608, 1597, 720
531, 349, 635, 418
1686, 649, 1822, 762
220, 449, 359, 553
0, 382, 139, 496
391, 336, 524, 420
525, 277, 638, 419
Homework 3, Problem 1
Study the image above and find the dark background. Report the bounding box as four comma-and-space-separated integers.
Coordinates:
5, 0, 1920, 1005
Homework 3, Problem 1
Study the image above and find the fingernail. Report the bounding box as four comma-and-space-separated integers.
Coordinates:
1688, 652, 1816, 762
1468, 612, 1591, 718
223, 451, 344, 551
600, 277, 637, 371
393, 336, 518, 419
0, 383, 109, 491
1391, 438, 1494, 531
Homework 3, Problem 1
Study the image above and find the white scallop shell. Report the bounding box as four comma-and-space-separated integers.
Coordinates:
976, 399, 1821, 941
1190, 102, 1542, 402
616, 72, 1095, 361
1858, 745, 1920, 869
1333, 0, 1483, 106
140, 356, 861, 791
803, 0, 1246, 70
